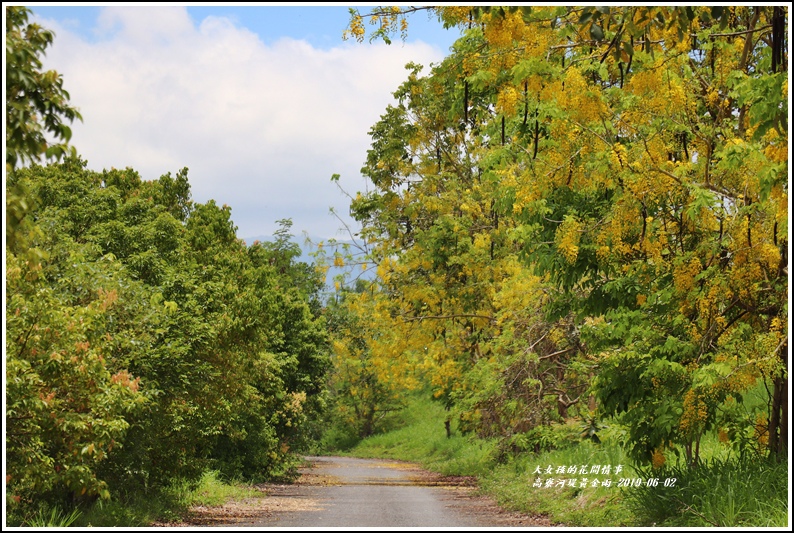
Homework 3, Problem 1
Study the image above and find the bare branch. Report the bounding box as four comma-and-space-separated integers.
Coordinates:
401, 313, 495, 323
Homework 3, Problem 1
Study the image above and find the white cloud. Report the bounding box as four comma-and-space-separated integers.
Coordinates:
36, 6, 445, 240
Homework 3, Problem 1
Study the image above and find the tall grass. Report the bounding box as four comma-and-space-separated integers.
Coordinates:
25, 506, 82, 527
479, 432, 635, 526
625, 455, 789, 527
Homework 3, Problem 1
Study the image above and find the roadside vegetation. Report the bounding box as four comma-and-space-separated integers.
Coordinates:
23, 471, 265, 528
324, 393, 788, 527
316, 5, 788, 529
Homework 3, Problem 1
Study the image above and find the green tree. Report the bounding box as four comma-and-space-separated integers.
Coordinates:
324, 282, 417, 442
6, 5, 82, 265
6, 161, 153, 520
6, 158, 332, 518
6, 246, 148, 514
341, 34, 593, 443
5, 6, 81, 170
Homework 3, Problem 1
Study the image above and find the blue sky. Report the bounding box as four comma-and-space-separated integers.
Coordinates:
24, 4, 462, 242
31, 5, 460, 51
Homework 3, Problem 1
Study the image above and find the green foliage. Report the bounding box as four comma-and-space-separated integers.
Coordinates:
68, 470, 263, 527
6, 158, 330, 517
4, 30, 331, 501
6, 242, 148, 508
322, 284, 408, 443
73, 497, 166, 528
5, 6, 82, 170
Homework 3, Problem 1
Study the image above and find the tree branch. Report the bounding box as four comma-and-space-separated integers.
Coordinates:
710, 24, 772, 39
401, 313, 495, 323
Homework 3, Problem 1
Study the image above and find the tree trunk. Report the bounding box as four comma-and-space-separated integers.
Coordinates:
768, 362, 788, 459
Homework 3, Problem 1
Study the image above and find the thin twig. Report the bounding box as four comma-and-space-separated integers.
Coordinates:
401, 313, 495, 323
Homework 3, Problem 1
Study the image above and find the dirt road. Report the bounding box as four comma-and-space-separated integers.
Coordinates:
183, 456, 549, 528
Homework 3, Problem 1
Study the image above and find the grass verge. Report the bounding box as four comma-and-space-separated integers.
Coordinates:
73, 470, 264, 527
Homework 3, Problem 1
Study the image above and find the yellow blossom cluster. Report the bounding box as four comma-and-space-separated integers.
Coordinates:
763, 136, 788, 164
641, 224, 667, 264
679, 389, 708, 435
594, 197, 642, 259
725, 367, 758, 395
561, 68, 606, 123
555, 215, 582, 264
609, 143, 627, 169
626, 69, 665, 114
769, 316, 786, 336
461, 52, 482, 77
754, 412, 769, 450
436, 6, 472, 26
706, 87, 721, 108
596, 244, 611, 262
673, 256, 702, 294
512, 169, 543, 213
697, 282, 727, 320
343, 13, 366, 42
731, 262, 763, 301
626, 60, 690, 128
758, 242, 782, 271
482, 10, 527, 48
769, 185, 788, 238
651, 446, 666, 469
496, 85, 519, 116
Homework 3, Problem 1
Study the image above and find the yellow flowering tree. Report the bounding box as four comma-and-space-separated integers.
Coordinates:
340, 13, 596, 443
324, 283, 422, 440
346, 5, 787, 464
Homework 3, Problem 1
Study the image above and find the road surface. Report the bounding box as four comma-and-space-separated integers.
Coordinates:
189, 455, 545, 528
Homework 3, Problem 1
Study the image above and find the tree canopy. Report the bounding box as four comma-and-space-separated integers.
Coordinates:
6, 159, 330, 519
336, 5, 788, 463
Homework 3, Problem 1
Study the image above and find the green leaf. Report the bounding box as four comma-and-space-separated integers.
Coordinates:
578, 8, 595, 25
590, 22, 604, 41
623, 39, 634, 57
